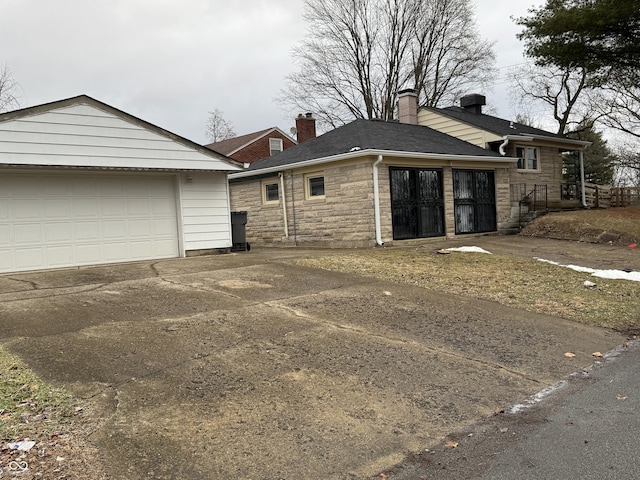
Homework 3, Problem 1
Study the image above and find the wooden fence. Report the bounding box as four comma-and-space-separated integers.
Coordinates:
584, 183, 640, 208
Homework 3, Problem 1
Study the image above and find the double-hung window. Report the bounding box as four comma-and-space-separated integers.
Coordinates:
269, 138, 283, 156
516, 146, 539, 171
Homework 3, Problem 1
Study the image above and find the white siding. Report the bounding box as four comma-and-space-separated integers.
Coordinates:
179, 173, 232, 250
0, 103, 240, 171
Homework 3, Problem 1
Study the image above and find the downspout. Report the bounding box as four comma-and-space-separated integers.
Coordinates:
279, 172, 288, 238
373, 155, 384, 246
579, 148, 587, 207
499, 136, 509, 156
289, 171, 298, 246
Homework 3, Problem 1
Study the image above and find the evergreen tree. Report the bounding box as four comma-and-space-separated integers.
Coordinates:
563, 126, 616, 185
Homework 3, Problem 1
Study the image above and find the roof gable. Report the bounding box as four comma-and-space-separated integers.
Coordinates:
0, 95, 242, 171
206, 127, 296, 156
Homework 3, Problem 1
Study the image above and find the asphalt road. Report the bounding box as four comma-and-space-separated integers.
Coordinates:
380, 341, 640, 480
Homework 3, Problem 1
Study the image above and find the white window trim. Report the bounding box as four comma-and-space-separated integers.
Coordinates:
269, 138, 283, 156
304, 172, 325, 200
516, 145, 541, 172
261, 178, 280, 204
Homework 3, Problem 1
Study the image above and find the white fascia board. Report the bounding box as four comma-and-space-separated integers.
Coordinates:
229, 149, 515, 179
0, 156, 244, 172
511, 134, 592, 149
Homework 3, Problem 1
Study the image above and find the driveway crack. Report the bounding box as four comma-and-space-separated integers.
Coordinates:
265, 300, 543, 386
6, 277, 39, 289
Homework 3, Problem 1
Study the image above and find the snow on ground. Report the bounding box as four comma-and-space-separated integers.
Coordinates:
535, 258, 640, 283
443, 248, 639, 282
446, 246, 492, 254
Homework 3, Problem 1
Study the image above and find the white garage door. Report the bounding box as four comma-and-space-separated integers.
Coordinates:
0, 173, 180, 273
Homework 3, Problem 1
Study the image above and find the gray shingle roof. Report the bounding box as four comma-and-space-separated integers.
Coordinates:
427, 106, 566, 139
245, 119, 497, 172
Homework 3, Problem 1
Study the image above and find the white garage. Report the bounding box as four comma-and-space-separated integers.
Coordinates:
0, 95, 242, 273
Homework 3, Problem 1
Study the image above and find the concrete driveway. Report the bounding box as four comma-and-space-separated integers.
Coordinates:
0, 244, 624, 479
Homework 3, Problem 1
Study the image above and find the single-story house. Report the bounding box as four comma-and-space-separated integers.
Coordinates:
417, 93, 591, 208
0, 95, 242, 274
229, 118, 517, 248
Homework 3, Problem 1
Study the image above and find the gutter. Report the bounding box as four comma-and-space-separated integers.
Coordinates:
229, 149, 515, 180
373, 155, 384, 246
525, 133, 592, 148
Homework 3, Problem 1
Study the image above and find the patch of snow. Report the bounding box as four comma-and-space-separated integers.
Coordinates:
592, 269, 640, 282
446, 246, 492, 254
535, 258, 640, 283
510, 380, 568, 414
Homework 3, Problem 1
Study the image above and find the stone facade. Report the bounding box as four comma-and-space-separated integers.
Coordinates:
230, 156, 515, 248
505, 143, 564, 205
230, 160, 378, 248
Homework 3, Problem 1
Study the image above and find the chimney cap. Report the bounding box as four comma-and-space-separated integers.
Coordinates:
398, 88, 417, 97
460, 94, 486, 108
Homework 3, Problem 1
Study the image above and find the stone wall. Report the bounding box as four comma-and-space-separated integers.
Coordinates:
230, 157, 514, 247
230, 161, 377, 248
506, 144, 563, 203
494, 167, 513, 229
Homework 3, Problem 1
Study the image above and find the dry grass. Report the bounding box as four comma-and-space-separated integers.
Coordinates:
296, 247, 640, 332
523, 206, 640, 244
0, 348, 76, 441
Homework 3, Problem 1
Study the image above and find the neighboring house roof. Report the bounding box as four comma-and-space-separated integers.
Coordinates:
0, 94, 243, 171
231, 119, 509, 178
206, 127, 296, 157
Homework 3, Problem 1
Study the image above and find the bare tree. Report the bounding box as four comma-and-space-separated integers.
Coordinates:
508, 63, 594, 135
614, 145, 640, 187
205, 108, 236, 143
0, 64, 20, 113
279, 0, 495, 128
409, 0, 496, 108
596, 72, 640, 140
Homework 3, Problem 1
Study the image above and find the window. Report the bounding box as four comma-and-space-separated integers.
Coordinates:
305, 173, 325, 199
269, 138, 283, 156
516, 146, 539, 171
262, 180, 279, 204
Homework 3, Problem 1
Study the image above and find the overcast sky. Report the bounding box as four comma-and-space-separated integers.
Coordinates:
0, 0, 543, 145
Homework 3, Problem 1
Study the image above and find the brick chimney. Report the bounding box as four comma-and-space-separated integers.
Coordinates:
295, 113, 316, 143
460, 94, 486, 114
397, 89, 418, 124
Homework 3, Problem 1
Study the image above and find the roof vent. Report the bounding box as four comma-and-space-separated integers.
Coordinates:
460, 94, 486, 115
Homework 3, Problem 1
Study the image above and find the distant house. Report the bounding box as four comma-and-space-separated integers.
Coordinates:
206, 127, 297, 164
229, 117, 515, 248
206, 113, 317, 164
0, 95, 242, 273
417, 93, 591, 209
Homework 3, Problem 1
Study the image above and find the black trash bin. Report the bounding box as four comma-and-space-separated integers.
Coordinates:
230, 211, 249, 252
